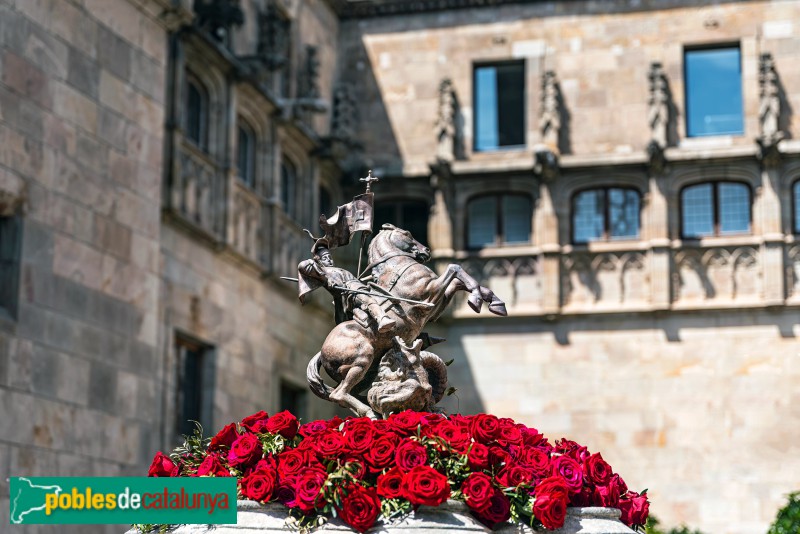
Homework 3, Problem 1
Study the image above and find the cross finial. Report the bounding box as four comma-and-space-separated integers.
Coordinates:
360, 170, 379, 193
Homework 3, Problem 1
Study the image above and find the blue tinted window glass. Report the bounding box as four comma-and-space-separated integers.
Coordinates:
682, 184, 714, 238
795, 182, 800, 233
608, 189, 640, 239
685, 47, 743, 137
718, 182, 750, 234
474, 63, 525, 151
475, 67, 499, 151
468, 196, 497, 248
502, 195, 531, 244
573, 190, 605, 243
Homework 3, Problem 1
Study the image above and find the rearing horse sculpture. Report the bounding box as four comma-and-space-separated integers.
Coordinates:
307, 224, 507, 418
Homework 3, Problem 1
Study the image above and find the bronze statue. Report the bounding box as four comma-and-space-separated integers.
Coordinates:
291, 173, 507, 418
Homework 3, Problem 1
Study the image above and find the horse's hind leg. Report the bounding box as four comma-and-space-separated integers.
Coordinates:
329, 365, 378, 418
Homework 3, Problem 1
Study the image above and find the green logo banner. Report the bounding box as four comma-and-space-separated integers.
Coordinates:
9, 477, 237, 525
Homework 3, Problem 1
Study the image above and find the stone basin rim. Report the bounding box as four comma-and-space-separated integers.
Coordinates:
236, 499, 623, 519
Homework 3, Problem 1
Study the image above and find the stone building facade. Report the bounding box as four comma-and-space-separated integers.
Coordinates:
0, 0, 799, 533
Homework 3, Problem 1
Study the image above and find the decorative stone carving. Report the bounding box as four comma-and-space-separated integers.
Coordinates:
331, 84, 357, 143
647, 62, 670, 174
673, 247, 761, 302
256, 1, 291, 71
461, 256, 541, 312
539, 70, 561, 152
0, 171, 26, 217
435, 78, 458, 163
173, 147, 225, 239
561, 252, 647, 307
295, 45, 327, 116
533, 146, 559, 181
231, 184, 261, 262
192, 0, 244, 41
787, 245, 800, 300
757, 52, 784, 166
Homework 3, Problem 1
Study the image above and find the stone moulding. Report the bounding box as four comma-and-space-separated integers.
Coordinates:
150, 500, 635, 533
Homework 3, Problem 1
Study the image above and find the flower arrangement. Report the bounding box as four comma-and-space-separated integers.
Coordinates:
147, 410, 650, 533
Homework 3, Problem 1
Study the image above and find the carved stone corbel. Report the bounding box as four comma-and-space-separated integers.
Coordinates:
192, 0, 244, 42
434, 78, 460, 163
756, 52, 784, 168
647, 62, 672, 175
0, 173, 26, 217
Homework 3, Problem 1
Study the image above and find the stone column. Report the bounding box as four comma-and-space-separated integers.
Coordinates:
759, 163, 785, 305
533, 152, 561, 314
648, 174, 672, 309
428, 162, 454, 257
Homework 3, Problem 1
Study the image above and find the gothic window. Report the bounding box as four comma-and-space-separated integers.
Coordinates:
474, 62, 525, 151
467, 194, 531, 249
572, 188, 640, 244
279, 379, 307, 421
237, 120, 256, 188
684, 45, 743, 137
375, 200, 429, 247
0, 215, 22, 318
185, 74, 209, 150
794, 181, 800, 234
175, 335, 215, 438
319, 186, 333, 219
281, 156, 297, 220
681, 182, 751, 238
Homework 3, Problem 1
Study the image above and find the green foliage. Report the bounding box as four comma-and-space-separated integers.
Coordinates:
644, 515, 705, 534
768, 492, 800, 534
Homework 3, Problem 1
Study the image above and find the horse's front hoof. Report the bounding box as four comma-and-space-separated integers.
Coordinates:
467, 292, 483, 313
488, 298, 508, 316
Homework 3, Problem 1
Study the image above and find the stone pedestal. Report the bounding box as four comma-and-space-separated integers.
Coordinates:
133, 500, 635, 533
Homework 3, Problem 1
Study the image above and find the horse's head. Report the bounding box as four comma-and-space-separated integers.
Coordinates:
369, 224, 431, 263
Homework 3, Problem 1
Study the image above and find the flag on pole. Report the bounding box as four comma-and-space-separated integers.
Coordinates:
316, 192, 374, 251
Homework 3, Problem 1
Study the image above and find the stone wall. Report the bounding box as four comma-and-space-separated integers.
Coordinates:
0, 0, 170, 530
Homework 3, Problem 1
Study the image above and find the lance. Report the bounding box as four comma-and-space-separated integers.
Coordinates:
280, 277, 434, 308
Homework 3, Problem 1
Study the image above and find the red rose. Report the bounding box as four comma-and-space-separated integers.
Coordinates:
470, 414, 500, 444
618, 491, 649, 527
555, 439, 589, 462
496, 462, 538, 489
197, 454, 230, 477
488, 445, 512, 468
240, 472, 276, 502
294, 468, 328, 513
338, 485, 381, 533
312, 429, 346, 458
472, 488, 511, 528
395, 439, 428, 471
228, 433, 263, 468
245, 457, 278, 477
277, 448, 310, 478
515, 446, 551, 477
209, 423, 239, 451
276, 475, 298, 507
299, 419, 329, 437
343, 419, 375, 454
584, 452, 612, 486
533, 492, 568, 530
571, 486, 596, 507
402, 465, 450, 507
265, 410, 299, 439
593, 480, 620, 508
377, 467, 405, 499
387, 410, 423, 435
550, 455, 583, 493
241, 411, 270, 433
467, 443, 490, 471
419, 412, 445, 427
535, 476, 570, 503
148, 452, 177, 477
364, 433, 399, 473
425, 420, 471, 454
461, 472, 495, 512
343, 457, 367, 480
496, 419, 523, 447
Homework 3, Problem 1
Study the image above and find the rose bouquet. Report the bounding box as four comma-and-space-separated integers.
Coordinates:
147, 410, 649, 532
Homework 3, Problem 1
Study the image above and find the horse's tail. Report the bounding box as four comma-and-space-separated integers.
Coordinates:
307, 352, 333, 400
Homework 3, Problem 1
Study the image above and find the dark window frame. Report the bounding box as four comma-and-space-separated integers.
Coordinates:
571, 187, 642, 244
185, 73, 210, 151
374, 199, 430, 247
0, 214, 22, 319
679, 180, 752, 239
236, 119, 257, 189
683, 43, 744, 138
472, 60, 526, 152
466, 193, 532, 250
174, 334, 215, 439
279, 379, 307, 421
281, 156, 298, 220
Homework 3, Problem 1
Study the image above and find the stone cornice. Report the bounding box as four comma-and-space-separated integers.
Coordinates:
327, 0, 531, 19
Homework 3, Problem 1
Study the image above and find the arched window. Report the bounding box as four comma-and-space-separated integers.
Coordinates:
185, 74, 209, 150
681, 181, 750, 238
467, 194, 531, 249
794, 180, 800, 234
572, 187, 640, 243
375, 200, 429, 246
236, 120, 256, 188
281, 157, 297, 220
